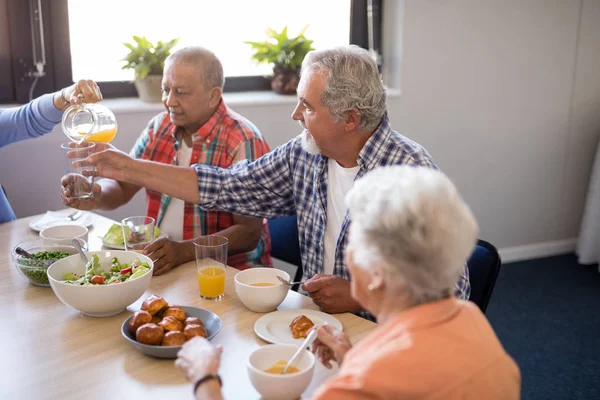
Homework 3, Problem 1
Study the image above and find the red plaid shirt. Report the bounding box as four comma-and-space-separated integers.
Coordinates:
130, 100, 272, 269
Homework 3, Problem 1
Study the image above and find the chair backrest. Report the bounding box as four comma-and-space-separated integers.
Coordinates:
467, 239, 501, 313
267, 216, 303, 287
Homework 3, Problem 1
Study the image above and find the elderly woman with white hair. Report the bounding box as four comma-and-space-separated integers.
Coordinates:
175, 166, 521, 400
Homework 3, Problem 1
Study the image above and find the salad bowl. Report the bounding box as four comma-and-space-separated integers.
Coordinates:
47, 250, 153, 317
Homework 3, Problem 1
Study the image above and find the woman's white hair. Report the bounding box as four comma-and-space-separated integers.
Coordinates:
346, 166, 479, 305
301, 45, 386, 130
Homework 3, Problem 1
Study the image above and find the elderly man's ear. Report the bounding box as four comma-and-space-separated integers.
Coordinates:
344, 109, 361, 131
209, 87, 222, 108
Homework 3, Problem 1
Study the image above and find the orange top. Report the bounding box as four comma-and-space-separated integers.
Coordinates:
311, 298, 521, 400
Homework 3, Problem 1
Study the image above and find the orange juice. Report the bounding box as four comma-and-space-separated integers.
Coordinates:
198, 266, 226, 299
80, 127, 117, 143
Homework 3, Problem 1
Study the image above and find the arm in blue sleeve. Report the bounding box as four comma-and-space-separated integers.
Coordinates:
0, 94, 64, 149
194, 140, 297, 218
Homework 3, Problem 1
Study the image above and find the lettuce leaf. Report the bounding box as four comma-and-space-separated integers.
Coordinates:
103, 223, 124, 245
103, 223, 161, 245
84, 254, 104, 281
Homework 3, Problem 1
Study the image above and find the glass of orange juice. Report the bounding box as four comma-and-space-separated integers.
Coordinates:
194, 235, 228, 300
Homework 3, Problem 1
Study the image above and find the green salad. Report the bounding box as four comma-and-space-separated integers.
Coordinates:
103, 223, 161, 246
63, 254, 150, 285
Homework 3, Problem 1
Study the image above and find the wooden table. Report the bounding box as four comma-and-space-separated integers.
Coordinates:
0, 211, 377, 400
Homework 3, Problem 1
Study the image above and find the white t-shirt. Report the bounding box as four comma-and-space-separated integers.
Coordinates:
322, 159, 360, 275
159, 140, 193, 241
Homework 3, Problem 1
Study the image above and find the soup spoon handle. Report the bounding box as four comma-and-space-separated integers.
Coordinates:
282, 328, 318, 374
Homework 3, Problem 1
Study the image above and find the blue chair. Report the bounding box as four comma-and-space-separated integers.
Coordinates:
467, 240, 501, 313
267, 216, 303, 291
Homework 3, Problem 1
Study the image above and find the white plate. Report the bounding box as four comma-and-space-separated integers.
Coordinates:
29, 210, 94, 232
101, 238, 127, 250
254, 309, 342, 345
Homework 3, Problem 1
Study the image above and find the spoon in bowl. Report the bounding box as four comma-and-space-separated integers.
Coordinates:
281, 327, 319, 375
277, 275, 306, 287
15, 247, 53, 268
72, 238, 88, 264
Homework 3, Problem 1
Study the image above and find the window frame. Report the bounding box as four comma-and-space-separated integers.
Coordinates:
1, 0, 382, 104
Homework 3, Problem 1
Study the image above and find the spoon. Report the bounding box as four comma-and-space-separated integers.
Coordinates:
282, 327, 319, 375
277, 275, 306, 287
72, 238, 88, 264
15, 247, 53, 267
65, 210, 82, 221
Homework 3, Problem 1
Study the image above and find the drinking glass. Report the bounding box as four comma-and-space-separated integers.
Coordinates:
61, 141, 96, 200
194, 235, 228, 300
122, 216, 155, 252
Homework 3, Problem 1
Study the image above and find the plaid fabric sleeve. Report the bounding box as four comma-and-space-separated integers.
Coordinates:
193, 141, 296, 218
230, 137, 271, 164
454, 265, 470, 300
130, 117, 157, 159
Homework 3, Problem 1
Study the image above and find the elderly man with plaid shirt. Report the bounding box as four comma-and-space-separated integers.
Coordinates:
82, 45, 470, 319
61, 47, 272, 275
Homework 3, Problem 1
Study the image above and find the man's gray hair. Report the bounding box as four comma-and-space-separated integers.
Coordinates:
346, 166, 478, 305
166, 46, 225, 89
301, 45, 386, 130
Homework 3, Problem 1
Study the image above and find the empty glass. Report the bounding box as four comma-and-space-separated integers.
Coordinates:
122, 216, 155, 252
61, 141, 96, 200
194, 235, 228, 300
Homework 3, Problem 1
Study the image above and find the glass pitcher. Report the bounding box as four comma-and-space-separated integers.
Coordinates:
62, 102, 118, 143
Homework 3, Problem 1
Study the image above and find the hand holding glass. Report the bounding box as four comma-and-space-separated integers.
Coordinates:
61, 141, 96, 200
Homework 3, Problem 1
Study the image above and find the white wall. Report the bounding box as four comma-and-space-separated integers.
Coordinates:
1, 0, 600, 260
383, 0, 600, 257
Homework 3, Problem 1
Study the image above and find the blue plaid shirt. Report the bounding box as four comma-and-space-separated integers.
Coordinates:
193, 115, 471, 312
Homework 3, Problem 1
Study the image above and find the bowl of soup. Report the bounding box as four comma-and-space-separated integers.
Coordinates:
234, 267, 290, 313
247, 344, 315, 400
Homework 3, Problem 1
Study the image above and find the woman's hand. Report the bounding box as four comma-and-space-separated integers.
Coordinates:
311, 325, 353, 368
55, 79, 103, 111
175, 337, 223, 383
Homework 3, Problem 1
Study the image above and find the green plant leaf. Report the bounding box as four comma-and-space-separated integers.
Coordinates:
244, 25, 315, 71
121, 35, 179, 80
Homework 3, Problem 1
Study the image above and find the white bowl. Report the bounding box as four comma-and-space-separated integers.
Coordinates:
47, 250, 153, 317
40, 224, 88, 247
234, 268, 290, 312
247, 344, 315, 400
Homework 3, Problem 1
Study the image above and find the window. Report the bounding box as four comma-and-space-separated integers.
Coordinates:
0, 0, 382, 104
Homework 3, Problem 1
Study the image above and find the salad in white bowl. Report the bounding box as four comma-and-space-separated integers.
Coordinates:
63, 254, 151, 285
47, 250, 154, 317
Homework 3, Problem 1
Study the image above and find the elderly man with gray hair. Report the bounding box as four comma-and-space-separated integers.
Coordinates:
80, 45, 470, 319
174, 166, 521, 400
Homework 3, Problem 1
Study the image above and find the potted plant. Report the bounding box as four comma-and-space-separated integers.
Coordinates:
121, 36, 179, 103
245, 26, 315, 95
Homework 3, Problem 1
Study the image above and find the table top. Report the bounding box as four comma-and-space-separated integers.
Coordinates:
0, 211, 377, 400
